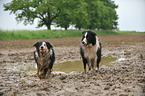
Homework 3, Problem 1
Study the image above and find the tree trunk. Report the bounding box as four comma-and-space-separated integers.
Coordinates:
46, 25, 51, 30
46, 21, 51, 30
65, 27, 68, 30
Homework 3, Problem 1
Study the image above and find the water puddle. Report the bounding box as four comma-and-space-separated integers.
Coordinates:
117, 57, 126, 61
2, 52, 124, 75
53, 61, 83, 74
53, 56, 118, 73
100, 56, 118, 67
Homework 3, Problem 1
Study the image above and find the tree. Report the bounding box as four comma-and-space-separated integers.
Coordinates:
4, 0, 66, 30
54, 0, 75, 30
100, 0, 118, 30
54, 12, 72, 30
54, 0, 88, 30
72, 0, 89, 30
84, 0, 118, 30
4, 0, 118, 30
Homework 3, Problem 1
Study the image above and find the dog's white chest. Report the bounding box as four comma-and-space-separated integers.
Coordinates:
84, 46, 97, 60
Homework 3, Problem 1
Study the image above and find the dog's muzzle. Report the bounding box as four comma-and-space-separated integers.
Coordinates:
82, 41, 87, 45
40, 49, 45, 53
82, 41, 92, 47
82, 41, 88, 47
40, 46, 46, 54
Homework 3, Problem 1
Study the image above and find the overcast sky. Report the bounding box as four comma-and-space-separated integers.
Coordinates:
0, 0, 145, 32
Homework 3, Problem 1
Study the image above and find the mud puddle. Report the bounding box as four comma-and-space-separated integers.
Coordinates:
3, 55, 118, 75
53, 56, 118, 74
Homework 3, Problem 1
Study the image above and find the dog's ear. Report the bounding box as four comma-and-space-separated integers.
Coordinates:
92, 31, 96, 36
33, 42, 38, 47
46, 42, 52, 49
82, 31, 86, 35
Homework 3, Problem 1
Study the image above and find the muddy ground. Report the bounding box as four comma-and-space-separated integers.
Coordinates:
0, 34, 145, 96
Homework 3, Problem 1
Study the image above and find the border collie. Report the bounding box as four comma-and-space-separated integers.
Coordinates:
33, 41, 55, 79
80, 31, 101, 73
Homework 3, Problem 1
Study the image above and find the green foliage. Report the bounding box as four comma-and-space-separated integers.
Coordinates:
3, 0, 118, 30
0, 30, 144, 40
4, 0, 62, 30
55, 0, 89, 30
73, 0, 89, 30
84, 0, 118, 30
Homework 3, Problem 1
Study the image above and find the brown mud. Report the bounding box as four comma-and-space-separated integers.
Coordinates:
0, 34, 145, 96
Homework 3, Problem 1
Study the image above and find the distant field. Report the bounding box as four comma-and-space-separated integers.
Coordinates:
0, 30, 144, 40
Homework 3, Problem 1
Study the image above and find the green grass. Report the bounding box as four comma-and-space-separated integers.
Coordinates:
0, 30, 144, 40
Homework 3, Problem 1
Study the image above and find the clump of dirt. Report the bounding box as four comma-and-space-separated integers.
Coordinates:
0, 34, 145, 96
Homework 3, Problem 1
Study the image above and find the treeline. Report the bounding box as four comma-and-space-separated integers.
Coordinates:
4, 0, 118, 30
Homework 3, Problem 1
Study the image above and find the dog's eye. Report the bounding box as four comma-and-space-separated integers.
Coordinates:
44, 44, 46, 46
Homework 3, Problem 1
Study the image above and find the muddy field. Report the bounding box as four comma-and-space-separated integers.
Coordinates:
0, 34, 145, 96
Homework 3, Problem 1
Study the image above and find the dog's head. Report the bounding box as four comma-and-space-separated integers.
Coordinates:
33, 41, 52, 56
81, 31, 97, 47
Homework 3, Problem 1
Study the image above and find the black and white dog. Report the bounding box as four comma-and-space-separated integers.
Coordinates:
33, 41, 55, 79
80, 31, 101, 73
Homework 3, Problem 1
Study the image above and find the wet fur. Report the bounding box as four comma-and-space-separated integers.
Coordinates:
34, 41, 55, 79
80, 31, 101, 73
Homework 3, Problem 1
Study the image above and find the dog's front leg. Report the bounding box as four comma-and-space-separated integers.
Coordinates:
82, 57, 88, 74
88, 59, 92, 72
90, 59, 96, 73
45, 69, 51, 78
36, 63, 41, 77
93, 57, 98, 73
45, 60, 51, 78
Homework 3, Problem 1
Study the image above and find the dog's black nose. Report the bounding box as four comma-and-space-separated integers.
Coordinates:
82, 41, 84, 44
41, 46, 43, 49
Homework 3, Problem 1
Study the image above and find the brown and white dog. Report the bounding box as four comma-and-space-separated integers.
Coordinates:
33, 41, 55, 79
80, 31, 101, 73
